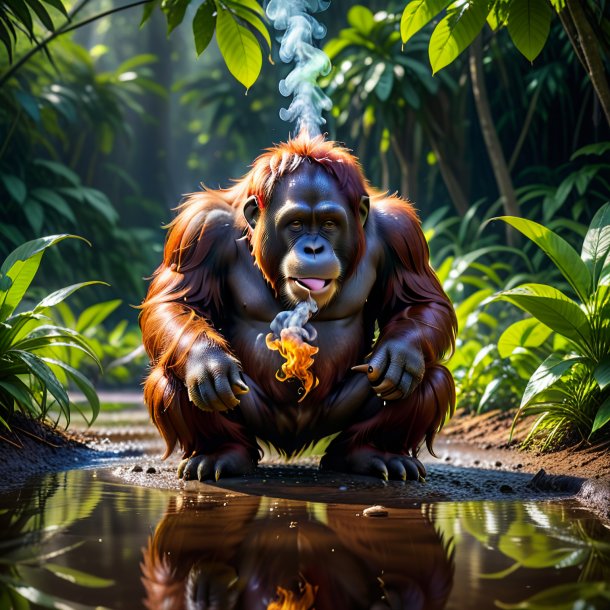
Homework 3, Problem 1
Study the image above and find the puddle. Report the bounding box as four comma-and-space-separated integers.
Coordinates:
1, 468, 609, 610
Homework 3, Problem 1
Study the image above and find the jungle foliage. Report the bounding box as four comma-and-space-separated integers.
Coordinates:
1, 0, 609, 450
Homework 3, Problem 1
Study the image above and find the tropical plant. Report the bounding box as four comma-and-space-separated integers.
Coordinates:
0, 235, 101, 432
52, 299, 146, 388
399, 0, 610, 127
144, 0, 271, 90
490, 203, 610, 448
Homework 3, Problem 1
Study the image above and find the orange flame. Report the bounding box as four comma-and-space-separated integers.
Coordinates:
267, 582, 318, 610
265, 331, 319, 401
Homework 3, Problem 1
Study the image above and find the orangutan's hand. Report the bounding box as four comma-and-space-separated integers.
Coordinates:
185, 343, 249, 411
352, 338, 424, 401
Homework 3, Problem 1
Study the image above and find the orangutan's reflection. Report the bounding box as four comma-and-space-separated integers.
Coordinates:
141, 495, 454, 610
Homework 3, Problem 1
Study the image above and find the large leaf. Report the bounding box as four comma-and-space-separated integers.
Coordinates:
348, 5, 375, 35
494, 284, 591, 345
227, 1, 271, 52
0, 234, 86, 276
10, 350, 69, 412
495, 216, 591, 302
429, 0, 489, 74
507, 0, 552, 62
215, 4, 262, 90
193, 0, 216, 56
161, 0, 191, 34
43, 563, 113, 588
591, 395, 610, 434
521, 354, 582, 408
0, 252, 43, 321
0, 174, 26, 204
401, 0, 453, 44
594, 357, 610, 390
76, 299, 122, 333
35, 281, 107, 311
581, 202, 610, 288
497, 317, 553, 358
41, 358, 100, 425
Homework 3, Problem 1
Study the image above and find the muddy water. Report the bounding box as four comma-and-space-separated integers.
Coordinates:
1, 468, 609, 610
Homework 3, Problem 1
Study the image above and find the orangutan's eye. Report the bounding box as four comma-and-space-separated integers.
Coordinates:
289, 220, 303, 230
323, 220, 336, 230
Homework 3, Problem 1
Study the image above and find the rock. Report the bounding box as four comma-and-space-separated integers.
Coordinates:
363, 505, 388, 518
500, 484, 514, 494
146, 466, 156, 474
131, 465, 143, 473
495, 461, 503, 467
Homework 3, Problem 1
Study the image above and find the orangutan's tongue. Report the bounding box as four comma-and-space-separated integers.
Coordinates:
299, 278, 325, 291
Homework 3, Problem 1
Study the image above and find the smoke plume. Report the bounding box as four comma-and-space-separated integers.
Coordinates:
266, 0, 332, 135
265, 297, 319, 401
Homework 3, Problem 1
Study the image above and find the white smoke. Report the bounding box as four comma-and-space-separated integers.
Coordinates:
268, 296, 318, 344
266, 0, 333, 136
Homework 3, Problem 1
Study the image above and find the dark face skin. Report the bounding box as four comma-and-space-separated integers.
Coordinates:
244, 162, 369, 309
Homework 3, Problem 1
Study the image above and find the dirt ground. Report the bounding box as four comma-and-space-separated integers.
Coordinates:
1, 404, 608, 519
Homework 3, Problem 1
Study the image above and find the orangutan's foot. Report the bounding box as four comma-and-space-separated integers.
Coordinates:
320, 445, 426, 481
178, 444, 256, 481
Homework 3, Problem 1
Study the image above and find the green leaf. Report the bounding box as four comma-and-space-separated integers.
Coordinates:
0, 234, 87, 276
0, 251, 43, 320
31, 188, 76, 224
227, 1, 270, 52
226, 0, 264, 18
35, 281, 107, 310
429, 0, 489, 74
401, 0, 453, 44
494, 284, 591, 345
24, 0, 55, 30
0, 379, 34, 411
215, 4, 262, 90
23, 199, 44, 233
33, 159, 80, 185
494, 216, 591, 302
11, 350, 69, 412
591, 395, 610, 434
594, 357, 610, 390
193, 0, 216, 56
81, 188, 119, 224
0, 20, 13, 63
43, 563, 113, 587
161, 0, 191, 34
324, 37, 353, 60
570, 141, 610, 160
348, 5, 375, 35
40, 359, 100, 425
140, 0, 160, 26
76, 299, 121, 332
41, 0, 69, 17
497, 317, 553, 358
375, 63, 394, 101
582, 202, 610, 288
507, 0, 552, 62
1, 174, 27, 204
521, 354, 582, 408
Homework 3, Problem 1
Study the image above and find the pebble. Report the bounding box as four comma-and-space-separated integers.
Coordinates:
363, 505, 389, 518
146, 466, 156, 474
495, 461, 503, 467
131, 465, 143, 473
500, 484, 514, 494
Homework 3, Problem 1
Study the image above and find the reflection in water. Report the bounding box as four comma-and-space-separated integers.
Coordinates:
141, 496, 454, 610
1, 469, 609, 610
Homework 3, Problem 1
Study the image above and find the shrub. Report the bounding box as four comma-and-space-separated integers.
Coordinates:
0, 235, 101, 431
491, 204, 610, 448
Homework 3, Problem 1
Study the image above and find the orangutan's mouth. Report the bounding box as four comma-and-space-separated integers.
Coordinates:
291, 278, 332, 293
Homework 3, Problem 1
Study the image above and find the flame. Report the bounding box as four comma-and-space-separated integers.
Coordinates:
267, 581, 318, 610
266, 330, 319, 401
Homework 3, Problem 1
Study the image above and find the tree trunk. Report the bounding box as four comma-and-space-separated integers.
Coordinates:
565, 0, 610, 128
424, 128, 469, 216
469, 35, 520, 243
